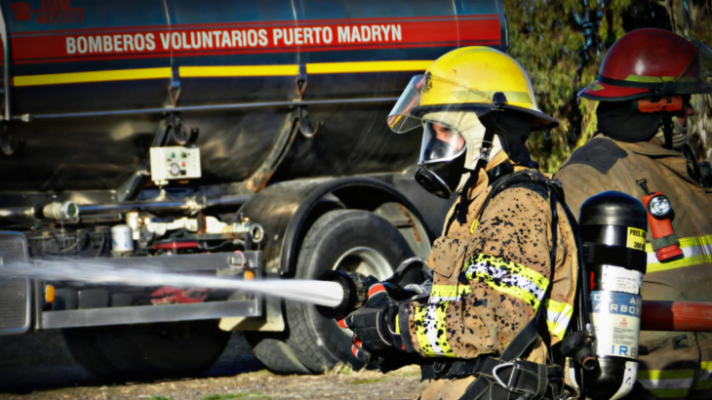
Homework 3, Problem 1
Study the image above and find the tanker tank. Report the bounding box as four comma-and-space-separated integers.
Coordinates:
0, 0, 506, 191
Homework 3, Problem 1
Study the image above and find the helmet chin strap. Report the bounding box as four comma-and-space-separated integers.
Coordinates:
661, 115, 674, 149
457, 112, 498, 223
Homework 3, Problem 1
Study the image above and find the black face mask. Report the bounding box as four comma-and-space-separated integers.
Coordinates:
478, 111, 533, 165
414, 149, 467, 199
597, 101, 661, 142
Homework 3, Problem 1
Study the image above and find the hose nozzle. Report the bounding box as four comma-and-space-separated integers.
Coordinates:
315, 270, 376, 319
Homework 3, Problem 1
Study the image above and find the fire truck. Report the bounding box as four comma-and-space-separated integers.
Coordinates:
0, 0, 508, 378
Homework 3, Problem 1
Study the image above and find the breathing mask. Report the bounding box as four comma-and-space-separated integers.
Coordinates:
414, 112, 502, 199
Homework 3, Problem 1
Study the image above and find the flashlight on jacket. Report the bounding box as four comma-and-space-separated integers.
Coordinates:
638, 180, 683, 262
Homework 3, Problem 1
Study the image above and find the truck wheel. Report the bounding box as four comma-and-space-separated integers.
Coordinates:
63, 320, 230, 380
245, 331, 311, 374
286, 209, 414, 373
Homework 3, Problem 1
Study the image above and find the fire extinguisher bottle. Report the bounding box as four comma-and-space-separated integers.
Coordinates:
579, 191, 648, 400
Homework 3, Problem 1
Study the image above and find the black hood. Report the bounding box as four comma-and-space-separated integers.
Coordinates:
596, 101, 661, 142
479, 111, 533, 165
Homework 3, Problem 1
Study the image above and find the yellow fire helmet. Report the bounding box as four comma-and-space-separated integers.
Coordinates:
387, 46, 559, 133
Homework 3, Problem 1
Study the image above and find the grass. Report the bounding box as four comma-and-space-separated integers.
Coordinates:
201, 393, 272, 400
249, 369, 275, 377
348, 377, 385, 385
324, 363, 361, 376
148, 397, 174, 400
391, 365, 422, 377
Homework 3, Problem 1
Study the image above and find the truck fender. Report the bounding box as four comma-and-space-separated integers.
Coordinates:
220, 176, 435, 331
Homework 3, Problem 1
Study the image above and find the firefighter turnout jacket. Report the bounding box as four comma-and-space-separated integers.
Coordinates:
556, 135, 712, 400
398, 159, 579, 400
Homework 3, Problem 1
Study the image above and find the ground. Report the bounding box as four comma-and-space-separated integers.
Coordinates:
0, 330, 421, 400
0, 367, 421, 400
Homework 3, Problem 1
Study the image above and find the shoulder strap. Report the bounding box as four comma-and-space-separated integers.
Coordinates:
500, 183, 558, 361
451, 169, 566, 361
483, 169, 565, 211
479, 170, 565, 361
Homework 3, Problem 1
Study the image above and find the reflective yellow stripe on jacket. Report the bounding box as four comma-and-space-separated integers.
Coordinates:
412, 254, 573, 357
413, 284, 473, 357
463, 254, 572, 338
646, 235, 712, 273
692, 361, 712, 391
464, 253, 549, 310
639, 369, 695, 398
545, 299, 573, 340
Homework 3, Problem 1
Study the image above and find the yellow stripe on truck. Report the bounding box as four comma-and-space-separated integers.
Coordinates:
306, 60, 431, 74
179, 65, 299, 77
13, 67, 172, 87
12, 61, 432, 86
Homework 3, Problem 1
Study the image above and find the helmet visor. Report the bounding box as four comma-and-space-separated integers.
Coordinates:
387, 74, 500, 133
419, 122, 466, 164
680, 40, 712, 94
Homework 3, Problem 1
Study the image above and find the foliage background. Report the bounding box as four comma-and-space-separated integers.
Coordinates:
505, 0, 712, 173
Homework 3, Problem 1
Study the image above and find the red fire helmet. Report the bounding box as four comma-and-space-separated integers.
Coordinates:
579, 28, 712, 102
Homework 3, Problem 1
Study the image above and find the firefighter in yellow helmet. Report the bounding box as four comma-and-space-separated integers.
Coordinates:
342, 46, 580, 400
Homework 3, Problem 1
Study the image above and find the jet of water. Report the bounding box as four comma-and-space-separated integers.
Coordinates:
0, 259, 345, 308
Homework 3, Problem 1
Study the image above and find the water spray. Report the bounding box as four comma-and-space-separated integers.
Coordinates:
1, 258, 712, 333
0, 256, 429, 316
0, 260, 345, 308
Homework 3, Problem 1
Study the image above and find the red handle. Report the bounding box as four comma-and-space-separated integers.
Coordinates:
641, 300, 712, 331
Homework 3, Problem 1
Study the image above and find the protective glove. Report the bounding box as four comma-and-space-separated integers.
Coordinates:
343, 283, 404, 361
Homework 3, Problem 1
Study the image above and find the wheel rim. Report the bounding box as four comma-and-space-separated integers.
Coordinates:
332, 246, 393, 280
331, 247, 393, 336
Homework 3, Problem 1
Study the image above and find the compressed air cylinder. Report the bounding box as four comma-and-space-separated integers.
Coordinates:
111, 224, 134, 253
579, 191, 648, 400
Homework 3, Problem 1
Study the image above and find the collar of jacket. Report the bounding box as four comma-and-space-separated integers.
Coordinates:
604, 134, 683, 158
465, 152, 512, 200
601, 135, 699, 186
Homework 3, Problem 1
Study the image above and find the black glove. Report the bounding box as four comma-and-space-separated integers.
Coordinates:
343, 283, 404, 361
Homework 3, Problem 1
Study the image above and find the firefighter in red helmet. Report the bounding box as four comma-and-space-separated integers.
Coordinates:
556, 28, 712, 399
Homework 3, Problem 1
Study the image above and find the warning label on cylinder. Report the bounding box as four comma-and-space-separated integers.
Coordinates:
601, 265, 643, 295
626, 227, 646, 251
592, 291, 641, 359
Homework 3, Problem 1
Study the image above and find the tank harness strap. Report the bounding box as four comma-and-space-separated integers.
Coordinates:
484, 172, 559, 365
682, 144, 705, 187
449, 357, 553, 400
661, 115, 674, 150
426, 171, 565, 400
584, 243, 647, 273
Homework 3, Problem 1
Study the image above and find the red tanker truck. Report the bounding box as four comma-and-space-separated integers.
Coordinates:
0, 0, 509, 378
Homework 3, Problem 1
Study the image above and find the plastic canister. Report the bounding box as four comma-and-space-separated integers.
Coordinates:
111, 224, 134, 253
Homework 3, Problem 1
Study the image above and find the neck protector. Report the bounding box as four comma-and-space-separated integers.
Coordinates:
597, 101, 661, 142
478, 111, 534, 165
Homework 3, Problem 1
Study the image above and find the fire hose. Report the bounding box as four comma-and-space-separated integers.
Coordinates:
7, 257, 710, 333
5, 257, 711, 333
316, 268, 712, 333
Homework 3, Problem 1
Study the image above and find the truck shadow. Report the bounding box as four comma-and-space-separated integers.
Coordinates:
0, 330, 263, 394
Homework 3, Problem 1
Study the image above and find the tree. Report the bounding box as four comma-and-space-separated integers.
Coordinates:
505, 0, 710, 172
658, 0, 712, 161
505, 0, 630, 172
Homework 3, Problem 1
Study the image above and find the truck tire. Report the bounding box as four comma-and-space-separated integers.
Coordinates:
286, 209, 414, 373
245, 331, 312, 374
63, 320, 230, 380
